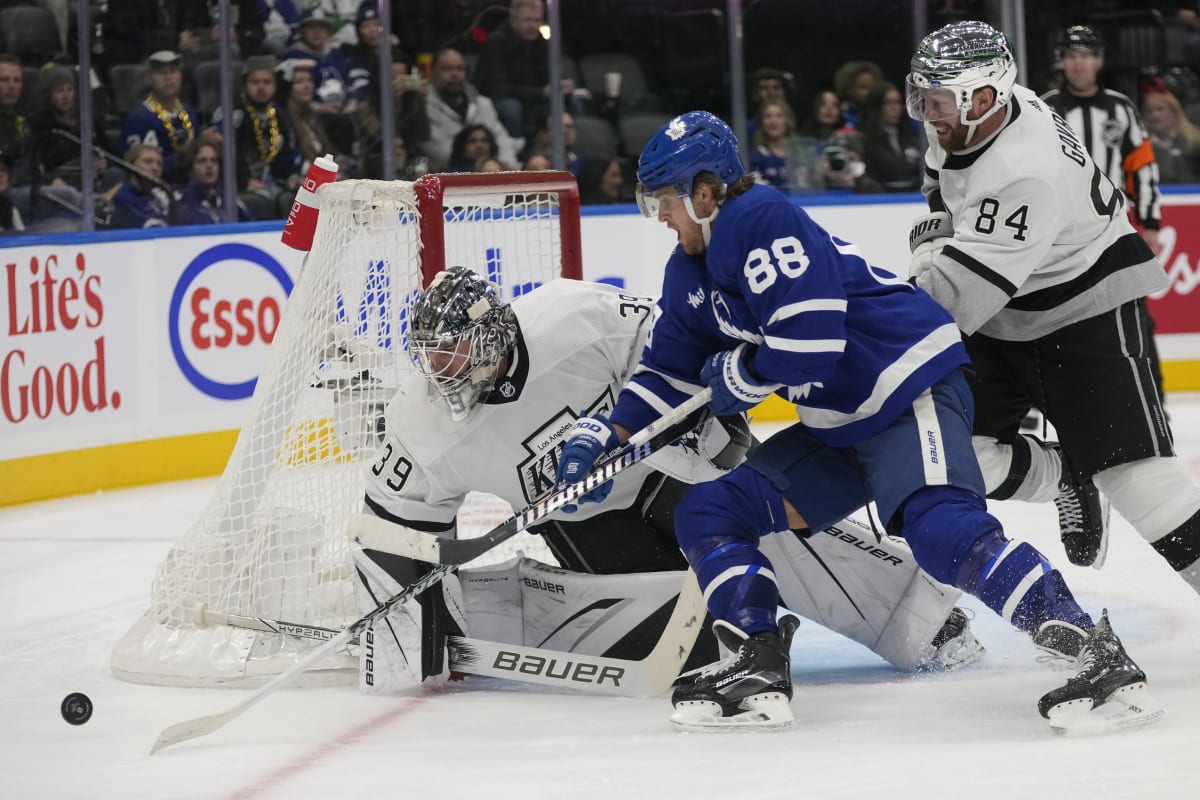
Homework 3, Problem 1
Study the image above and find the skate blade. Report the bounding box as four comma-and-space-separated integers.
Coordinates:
1047, 683, 1165, 736
670, 693, 794, 732
1091, 500, 1111, 570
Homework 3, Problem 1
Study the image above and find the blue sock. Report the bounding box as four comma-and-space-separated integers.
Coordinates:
956, 532, 1093, 633
692, 541, 779, 635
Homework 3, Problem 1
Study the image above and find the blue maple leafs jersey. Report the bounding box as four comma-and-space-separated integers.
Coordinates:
609, 184, 969, 447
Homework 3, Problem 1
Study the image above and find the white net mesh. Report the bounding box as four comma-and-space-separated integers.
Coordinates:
111, 174, 579, 686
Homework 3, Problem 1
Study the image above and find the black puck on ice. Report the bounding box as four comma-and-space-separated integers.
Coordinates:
61, 692, 93, 726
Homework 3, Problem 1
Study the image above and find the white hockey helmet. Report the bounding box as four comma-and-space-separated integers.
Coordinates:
408, 267, 517, 421
905, 20, 1017, 136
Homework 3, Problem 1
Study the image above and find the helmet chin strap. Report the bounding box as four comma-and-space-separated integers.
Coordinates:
958, 99, 1007, 147
683, 196, 721, 247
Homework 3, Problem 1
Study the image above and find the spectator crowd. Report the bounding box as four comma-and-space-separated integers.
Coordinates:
1, 0, 1197, 234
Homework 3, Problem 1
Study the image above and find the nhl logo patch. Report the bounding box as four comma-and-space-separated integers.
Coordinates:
498, 381, 516, 398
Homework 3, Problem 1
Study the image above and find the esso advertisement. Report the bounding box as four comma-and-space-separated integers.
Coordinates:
1148, 201, 1200, 335
1, 247, 138, 443
168, 242, 293, 402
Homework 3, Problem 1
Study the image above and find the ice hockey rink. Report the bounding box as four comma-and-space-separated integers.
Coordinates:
3, 401, 1200, 800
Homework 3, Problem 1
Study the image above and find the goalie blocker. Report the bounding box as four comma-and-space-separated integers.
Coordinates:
352, 502, 981, 695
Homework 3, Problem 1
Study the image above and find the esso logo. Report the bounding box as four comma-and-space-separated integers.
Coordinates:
169, 243, 293, 399
188, 287, 281, 350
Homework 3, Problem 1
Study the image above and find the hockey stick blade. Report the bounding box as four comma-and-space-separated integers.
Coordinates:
151, 561, 450, 754
352, 388, 713, 565
149, 623, 358, 755
196, 571, 704, 697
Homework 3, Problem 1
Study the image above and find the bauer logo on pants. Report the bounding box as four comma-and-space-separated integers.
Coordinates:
168, 243, 294, 400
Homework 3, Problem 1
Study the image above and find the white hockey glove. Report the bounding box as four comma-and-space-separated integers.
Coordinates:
908, 211, 952, 284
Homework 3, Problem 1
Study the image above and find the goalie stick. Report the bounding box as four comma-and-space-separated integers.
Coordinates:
194, 574, 703, 697
350, 388, 714, 565
150, 390, 712, 754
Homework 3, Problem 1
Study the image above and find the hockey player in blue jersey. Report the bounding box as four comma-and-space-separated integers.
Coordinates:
553, 110, 1163, 734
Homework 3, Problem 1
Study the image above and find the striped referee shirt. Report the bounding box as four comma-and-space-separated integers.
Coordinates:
1041, 87, 1161, 230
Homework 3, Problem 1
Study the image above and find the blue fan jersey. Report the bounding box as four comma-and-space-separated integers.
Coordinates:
609, 184, 968, 447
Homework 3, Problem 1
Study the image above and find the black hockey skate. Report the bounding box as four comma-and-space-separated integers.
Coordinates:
669, 615, 799, 731
1036, 611, 1164, 735
919, 607, 985, 671
1053, 446, 1108, 568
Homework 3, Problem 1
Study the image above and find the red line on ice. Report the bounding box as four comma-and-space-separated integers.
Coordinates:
224, 697, 428, 800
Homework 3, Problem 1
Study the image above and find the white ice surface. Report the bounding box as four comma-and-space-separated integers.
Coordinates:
3, 398, 1200, 800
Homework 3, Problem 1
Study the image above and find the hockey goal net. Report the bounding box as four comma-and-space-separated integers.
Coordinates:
111, 171, 582, 687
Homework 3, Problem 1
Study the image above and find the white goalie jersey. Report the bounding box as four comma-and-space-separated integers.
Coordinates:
364, 278, 724, 530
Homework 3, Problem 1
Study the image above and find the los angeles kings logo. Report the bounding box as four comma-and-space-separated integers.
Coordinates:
515, 390, 615, 504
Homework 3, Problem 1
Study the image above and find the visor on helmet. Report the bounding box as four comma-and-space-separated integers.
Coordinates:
904, 78, 960, 122
635, 183, 690, 218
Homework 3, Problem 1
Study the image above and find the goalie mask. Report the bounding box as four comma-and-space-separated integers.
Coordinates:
408, 267, 517, 421
905, 20, 1017, 146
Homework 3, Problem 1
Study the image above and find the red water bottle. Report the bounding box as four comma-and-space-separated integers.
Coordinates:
282, 154, 339, 251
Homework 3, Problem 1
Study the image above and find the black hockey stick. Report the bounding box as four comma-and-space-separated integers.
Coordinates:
150, 390, 711, 754
351, 387, 713, 565
195, 577, 704, 698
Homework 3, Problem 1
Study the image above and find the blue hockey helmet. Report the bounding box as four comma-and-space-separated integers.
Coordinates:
636, 111, 745, 200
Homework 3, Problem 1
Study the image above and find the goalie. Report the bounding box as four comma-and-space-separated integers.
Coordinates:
354, 267, 984, 693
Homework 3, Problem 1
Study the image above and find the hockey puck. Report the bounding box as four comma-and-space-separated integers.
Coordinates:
60, 692, 93, 726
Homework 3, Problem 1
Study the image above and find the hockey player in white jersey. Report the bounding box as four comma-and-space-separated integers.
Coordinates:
906, 22, 1200, 598
353, 267, 982, 693
553, 109, 1161, 734
1040, 23, 1169, 552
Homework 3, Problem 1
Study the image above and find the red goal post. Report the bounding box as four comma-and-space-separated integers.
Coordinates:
414, 170, 583, 286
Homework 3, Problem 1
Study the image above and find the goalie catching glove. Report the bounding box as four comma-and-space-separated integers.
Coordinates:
908, 211, 953, 283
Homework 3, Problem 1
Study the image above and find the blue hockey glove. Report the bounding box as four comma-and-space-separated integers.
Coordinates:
701, 343, 782, 415
555, 415, 620, 512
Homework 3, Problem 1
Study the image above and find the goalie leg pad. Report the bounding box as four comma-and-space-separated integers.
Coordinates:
458, 557, 719, 671
351, 545, 465, 694
760, 518, 972, 671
